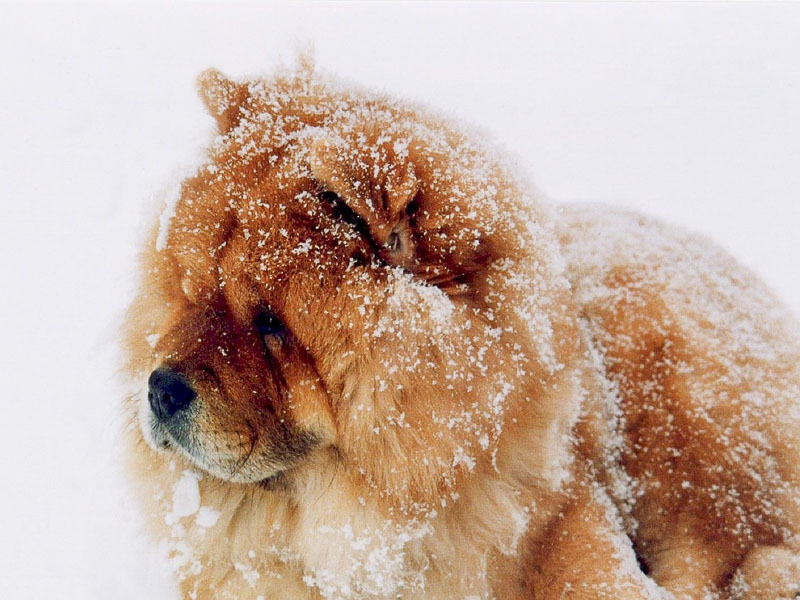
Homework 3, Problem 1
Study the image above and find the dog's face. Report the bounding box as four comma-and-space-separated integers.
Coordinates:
125, 66, 578, 511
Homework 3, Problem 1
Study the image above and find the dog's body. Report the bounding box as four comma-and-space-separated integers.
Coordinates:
124, 64, 800, 599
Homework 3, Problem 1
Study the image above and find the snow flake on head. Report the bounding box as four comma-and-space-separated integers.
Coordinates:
155, 178, 183, 252
375, 268, 455, 339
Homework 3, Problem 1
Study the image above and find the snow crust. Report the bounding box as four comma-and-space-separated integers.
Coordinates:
168, 470, 201, 521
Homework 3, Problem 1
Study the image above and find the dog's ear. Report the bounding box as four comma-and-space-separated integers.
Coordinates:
197, 68, 249, 133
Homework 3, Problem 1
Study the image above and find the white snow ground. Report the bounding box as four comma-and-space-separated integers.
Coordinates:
0, 2, 798, 598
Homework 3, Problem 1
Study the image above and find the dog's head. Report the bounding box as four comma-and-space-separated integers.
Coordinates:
124, 64, 578, 512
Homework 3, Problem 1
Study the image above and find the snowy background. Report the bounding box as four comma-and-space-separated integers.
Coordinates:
1, 2, 798, 597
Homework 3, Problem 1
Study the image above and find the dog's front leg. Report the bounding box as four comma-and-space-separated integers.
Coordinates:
518, 484, 665, 600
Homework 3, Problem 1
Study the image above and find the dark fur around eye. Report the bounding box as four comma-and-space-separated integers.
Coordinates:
254, 308, 285, 337
318, 190, 374, 242
318, 190, 340, 204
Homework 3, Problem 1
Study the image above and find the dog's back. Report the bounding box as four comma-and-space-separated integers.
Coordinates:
558, 205, 800, 598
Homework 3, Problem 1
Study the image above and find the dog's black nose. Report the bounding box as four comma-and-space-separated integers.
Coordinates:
148, 368, 195, 420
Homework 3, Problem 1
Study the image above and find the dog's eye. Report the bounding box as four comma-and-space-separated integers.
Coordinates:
385, 230, 402, 253
254, 308, 285, 338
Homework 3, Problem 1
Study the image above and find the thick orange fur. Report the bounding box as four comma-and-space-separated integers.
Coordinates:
122, 62, 800, 599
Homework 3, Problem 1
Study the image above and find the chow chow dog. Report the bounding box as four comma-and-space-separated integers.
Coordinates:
123, 60, 800, 599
